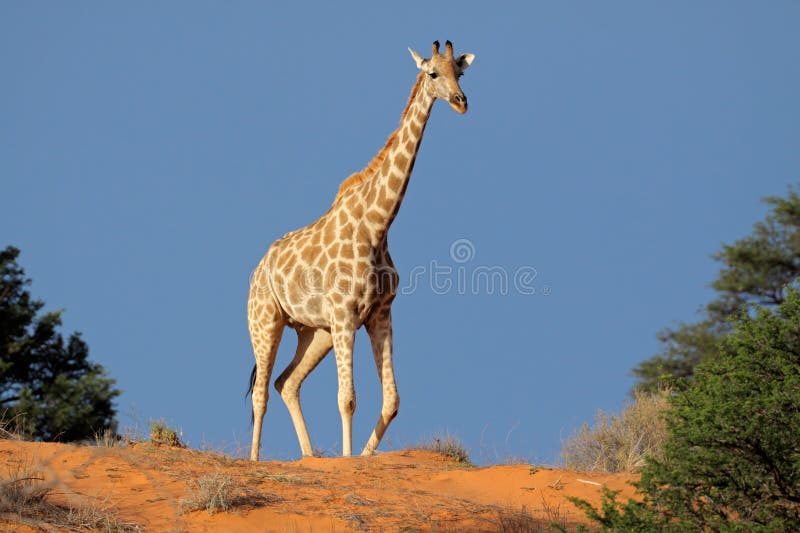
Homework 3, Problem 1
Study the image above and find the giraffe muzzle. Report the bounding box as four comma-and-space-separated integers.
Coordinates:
449, 93, 468, 114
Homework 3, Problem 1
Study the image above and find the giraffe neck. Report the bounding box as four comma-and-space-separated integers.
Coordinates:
348, 73, 435, 243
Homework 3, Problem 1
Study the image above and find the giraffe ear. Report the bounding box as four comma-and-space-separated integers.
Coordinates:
456, 53, 475, 71
408, 47, 427, 70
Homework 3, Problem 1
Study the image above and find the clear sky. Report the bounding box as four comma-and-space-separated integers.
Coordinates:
2, 2, 798, 463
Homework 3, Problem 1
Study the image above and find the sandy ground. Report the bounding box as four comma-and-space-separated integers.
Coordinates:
0, 439, 637, 532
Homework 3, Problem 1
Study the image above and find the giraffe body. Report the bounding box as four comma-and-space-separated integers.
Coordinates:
247, 41, 474, 460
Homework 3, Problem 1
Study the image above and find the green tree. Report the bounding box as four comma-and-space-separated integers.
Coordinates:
576, 289, 800, 531
1, 246, 120, 441
634, 187, 800, 391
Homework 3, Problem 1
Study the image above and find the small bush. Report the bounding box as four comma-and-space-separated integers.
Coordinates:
180, 472, 236, 515
561, 389, 669, 473
180, 471, 281, 515
149, 420, 184, 448
414, 433, 471, 464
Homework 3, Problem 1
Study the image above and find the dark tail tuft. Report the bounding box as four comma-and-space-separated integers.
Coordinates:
246, 363, 257, 425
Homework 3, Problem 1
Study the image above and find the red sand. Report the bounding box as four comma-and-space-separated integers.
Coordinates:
0, 440, 638, 531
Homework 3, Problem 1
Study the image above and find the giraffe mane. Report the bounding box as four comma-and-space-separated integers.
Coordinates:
335, 72, 426, 200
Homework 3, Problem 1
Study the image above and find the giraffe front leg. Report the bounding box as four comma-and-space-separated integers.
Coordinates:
332, 324, 357, 457
361, 308, 399, 456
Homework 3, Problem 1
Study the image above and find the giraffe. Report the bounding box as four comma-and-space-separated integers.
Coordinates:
247, 40, 474, 460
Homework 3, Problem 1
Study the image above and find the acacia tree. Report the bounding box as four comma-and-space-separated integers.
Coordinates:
0, 246, 119, 441
634, 187, 800, 390
575, 289, 800, 531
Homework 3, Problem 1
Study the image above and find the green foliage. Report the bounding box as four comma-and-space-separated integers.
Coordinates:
0, 246, 120, 441
577, 290, 800, 531
633, 320, 726, 393
569, 487, 659, 532
634, 187, 800, 391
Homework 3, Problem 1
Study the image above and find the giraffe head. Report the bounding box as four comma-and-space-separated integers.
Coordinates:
408, 40, 474, 114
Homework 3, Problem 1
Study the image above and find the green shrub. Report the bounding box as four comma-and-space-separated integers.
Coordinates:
575, 289, 800, 531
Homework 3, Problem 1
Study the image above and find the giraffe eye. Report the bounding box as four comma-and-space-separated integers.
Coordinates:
428, 72, 438, 79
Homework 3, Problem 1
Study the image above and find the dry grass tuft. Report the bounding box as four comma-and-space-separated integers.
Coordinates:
150, 420, 184, 448
413, 433, 472, 465
496, 495, 572, 532
538, 494, 570, 531
0, 458, 140, 531
561, 388, 670, 473
344, 492, 376, 506
0, 461, 49, 512
198, 440, 249, 467
179, 471, 281, 515
497, 505, 552, 532
94, 428, 122, 448
336, 511, 369, 530
0, 410, 27, 441
257, 472, 315, 486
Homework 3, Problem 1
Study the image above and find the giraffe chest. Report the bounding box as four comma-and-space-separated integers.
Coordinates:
266, 230, 398, 329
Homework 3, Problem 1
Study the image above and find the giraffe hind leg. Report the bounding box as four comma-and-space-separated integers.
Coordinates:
362, 308, 399, 456
247, 290, 285, 461
274, 326, 333, 457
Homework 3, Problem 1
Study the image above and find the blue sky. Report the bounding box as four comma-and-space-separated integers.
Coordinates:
2, 2, 798, 463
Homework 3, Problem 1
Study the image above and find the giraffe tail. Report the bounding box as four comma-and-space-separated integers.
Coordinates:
246, 363, 257, 424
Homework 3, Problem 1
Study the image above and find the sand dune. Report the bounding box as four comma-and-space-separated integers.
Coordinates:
0, 439, 637, 531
